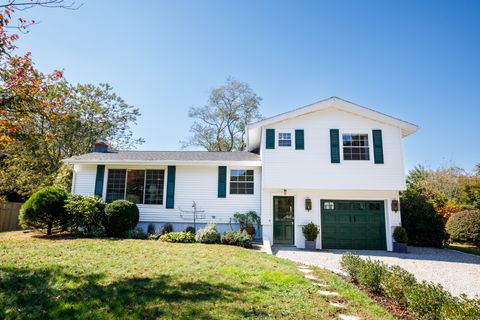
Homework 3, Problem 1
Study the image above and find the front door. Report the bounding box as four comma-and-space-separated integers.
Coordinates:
273, 196, 294, 244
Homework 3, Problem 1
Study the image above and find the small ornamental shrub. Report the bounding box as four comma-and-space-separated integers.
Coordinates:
233, 211, 260, 229
222, 230, 252, 248
185, 226, 196, 234
19, 186, 69, 235
443, 294, 480, 319
382, 265, 416, 307
125, 227, 148, 239
392, 226, 409, 243
357, 258, 387, 293
400, 190, 448, 247
103, 200, 139, 237
302, 223, 320, 241
64, 194, 105, 235
161, 223, 173, 235
340, 253, 364, 282
160, 231, 196, 243
147, 223, 157, 235
404, 281, 449, 320
446, 210, 480, 245
195, 224, 221, 244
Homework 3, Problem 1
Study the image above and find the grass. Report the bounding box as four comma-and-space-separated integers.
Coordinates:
447, 242, 480, 256
0, 231, 393, 320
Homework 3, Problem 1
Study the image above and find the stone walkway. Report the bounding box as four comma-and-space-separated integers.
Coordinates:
297, 265, 360, 320
278, 246, 480, 298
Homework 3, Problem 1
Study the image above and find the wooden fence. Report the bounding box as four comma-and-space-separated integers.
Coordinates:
0, 202, 22, 232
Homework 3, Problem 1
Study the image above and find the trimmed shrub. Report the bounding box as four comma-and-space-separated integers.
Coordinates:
221, 230, 252, 248
147, 223, 157, 235
125, 227, 148, 239
446, 210, 480, 245
103, 200, 139, 237
443, 294, 480, 319
302, 223, 320, 241
19, 186, 69, 235
340, 253, 364, 282
195, 224, 221, 244
160, 231, 196, 243
382, 265, 416, 307
185, 226, 196, 234
392, 226, 409, 243
64, 194, 105, 235
400, 190, 448, 247
404, 281, 449, 320
357, 258, 387, 293
161, 223, 173, 235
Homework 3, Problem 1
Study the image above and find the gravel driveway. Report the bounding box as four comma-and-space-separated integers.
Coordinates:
273, 246, 480, 298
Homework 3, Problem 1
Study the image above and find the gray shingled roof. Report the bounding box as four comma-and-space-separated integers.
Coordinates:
64, 151, 261, 163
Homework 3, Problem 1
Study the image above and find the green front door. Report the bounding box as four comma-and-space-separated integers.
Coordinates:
273, 196, 294, 244
321, 200, 386, 250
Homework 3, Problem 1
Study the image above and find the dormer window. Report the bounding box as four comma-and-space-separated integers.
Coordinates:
342, 134, 370, 160
278, 132, 292, 147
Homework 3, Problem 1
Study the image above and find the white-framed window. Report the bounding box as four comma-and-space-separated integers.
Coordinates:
278, 132, 292, 147
230, 169, 254, 195
105, 169, 165, 204
342, 134, 370, 160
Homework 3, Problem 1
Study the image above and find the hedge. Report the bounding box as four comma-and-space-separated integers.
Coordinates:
340, 253, 480, 319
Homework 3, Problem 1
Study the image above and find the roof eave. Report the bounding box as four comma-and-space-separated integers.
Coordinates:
63, 159, 263, 166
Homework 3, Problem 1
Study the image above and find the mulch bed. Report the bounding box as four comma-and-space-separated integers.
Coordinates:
344, 278, 415, 320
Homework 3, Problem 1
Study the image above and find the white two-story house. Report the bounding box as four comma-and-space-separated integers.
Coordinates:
64, 97, 418, 251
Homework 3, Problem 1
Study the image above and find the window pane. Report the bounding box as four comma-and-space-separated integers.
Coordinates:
126, 170, 145, 204
230, 169, 254, 195
106, 169, 127, 203
343, 134, 369, 161
145, 170, 164, 205
278, 132, 292, 147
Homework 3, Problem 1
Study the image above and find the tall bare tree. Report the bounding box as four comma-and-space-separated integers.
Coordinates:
182, 78, 262, 151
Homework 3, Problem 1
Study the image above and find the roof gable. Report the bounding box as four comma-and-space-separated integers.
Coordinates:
246, 96, 418, 151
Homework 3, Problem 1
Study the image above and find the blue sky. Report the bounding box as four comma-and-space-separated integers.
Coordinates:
16, 0, 480, 172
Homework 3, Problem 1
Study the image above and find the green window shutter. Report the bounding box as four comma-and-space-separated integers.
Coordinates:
372, 129, 384, 164
330, 129, 340, 163
295, 129, 304, 150
94, 165, 105, 198
166, 166, 176, 208
218, 166, 227, 198
266, 129, 275, 149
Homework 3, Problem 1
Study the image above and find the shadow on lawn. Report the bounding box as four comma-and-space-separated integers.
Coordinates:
0, 266, 255, 320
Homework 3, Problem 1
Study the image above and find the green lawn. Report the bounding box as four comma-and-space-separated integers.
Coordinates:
0, 231, 392, 320
448, 242, 480, 256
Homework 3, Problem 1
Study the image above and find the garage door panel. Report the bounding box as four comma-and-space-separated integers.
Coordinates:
321, 200, 386, 250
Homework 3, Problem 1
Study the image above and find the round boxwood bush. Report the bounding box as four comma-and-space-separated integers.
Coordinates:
446, 210, 480, 246
103, 200, 139, 237
195, 224, 221, 244
393, 226, 409, 243
19, 186, 69, 235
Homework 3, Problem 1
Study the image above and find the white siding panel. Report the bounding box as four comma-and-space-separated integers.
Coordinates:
261, 108, 406, 190
98, 165, 261, 224
73, 164, 97, 196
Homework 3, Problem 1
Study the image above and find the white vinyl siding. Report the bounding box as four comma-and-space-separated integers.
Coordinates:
73, 164, 261, 224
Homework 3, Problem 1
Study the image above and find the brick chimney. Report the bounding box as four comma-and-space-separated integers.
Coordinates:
93, 139, 108, 153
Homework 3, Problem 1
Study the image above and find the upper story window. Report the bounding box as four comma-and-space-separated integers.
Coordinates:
230, 169, 254, 195
342, 134, 370, 160
106, 169, 165, 204
278, 132, 292, 147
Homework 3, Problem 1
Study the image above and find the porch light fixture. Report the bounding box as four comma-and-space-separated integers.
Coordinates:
283, 189, 287, 195
391, 199, 399, 212
305, 198, 312, 211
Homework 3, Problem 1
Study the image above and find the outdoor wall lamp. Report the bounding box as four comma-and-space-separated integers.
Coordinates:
283, 189, 287, 195
391, 199, 399, 212
305, 198, 312, 211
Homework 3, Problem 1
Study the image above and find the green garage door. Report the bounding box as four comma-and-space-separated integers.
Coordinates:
321, 200, 386, 250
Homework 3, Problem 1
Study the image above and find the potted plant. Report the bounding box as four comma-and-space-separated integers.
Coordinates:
392, 226, 408, 253
302, 222, 320, 250
233, 211, 259, 236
